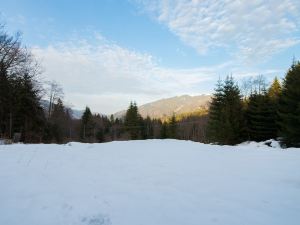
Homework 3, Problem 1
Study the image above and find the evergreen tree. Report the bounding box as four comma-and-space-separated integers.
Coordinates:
49, 99, 66, 143
222, 76, 246, 144
278, 62, 300, 147
124, 102, 142, 140
110, 114, 115, 123
168, 114, 177, 139
268, 77, 282, 137
96, 127, 105, 143
0, 72, 11, 137
207, 76, 245, 145
142, 116, 154, 139
13, 74, 45, 142
268, 77, 281, 100
0, 24, 44, 141
80, 107, 95, 142
43, 98, 71, 143
207, 79, 224, 143
160, 122, 168, 139
246, 92, 277, 141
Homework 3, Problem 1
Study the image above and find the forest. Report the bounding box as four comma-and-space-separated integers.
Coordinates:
0, 24, 299, 147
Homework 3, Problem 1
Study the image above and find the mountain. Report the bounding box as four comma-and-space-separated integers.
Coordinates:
70, 109, 84, 119
40, 99, 84, 119
114, 94, 211, 119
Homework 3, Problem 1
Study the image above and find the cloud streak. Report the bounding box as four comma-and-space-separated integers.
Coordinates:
134, 0, 300, 63
32, 36, 218, 114
33, 33, 285, 114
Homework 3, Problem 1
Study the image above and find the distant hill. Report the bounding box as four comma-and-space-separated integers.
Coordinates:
40, 100, 84, 119
114, 94, 211, 119
70, 109, 84, 119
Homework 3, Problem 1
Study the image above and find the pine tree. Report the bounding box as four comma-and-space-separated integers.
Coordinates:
110, 114, 115, 123
142, 116, 154, 139
168, 114, 177, 139
0, 73, 11, 138
80, 106, 95, 142
160, 122, 168, 139
246, 92, 277, 141
49, 99, 66, 143
124, 102, 142, 140
268, 77, 281, 100
43, 98, 72, 143
207, 76, 245, 145
222, 76, 246, 144
267, 77, 281, 137
13, 73, 45, 142
0, 25, 44, 141
207, 79, 225, 143
278, 62, 300, 147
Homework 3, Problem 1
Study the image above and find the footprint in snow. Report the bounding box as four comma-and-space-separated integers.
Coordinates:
81, 214, 111, 225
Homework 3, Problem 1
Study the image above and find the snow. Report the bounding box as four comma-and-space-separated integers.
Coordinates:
0, 140, 299, 225
238, 139, 282, 149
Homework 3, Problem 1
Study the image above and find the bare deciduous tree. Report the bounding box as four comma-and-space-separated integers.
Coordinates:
241, 77, 253, 99
253, 75, 267, 94
45, 80, 64, 118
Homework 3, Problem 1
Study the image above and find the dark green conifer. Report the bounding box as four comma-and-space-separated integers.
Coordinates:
207, 79, 225, 143
80, 106, 95, 142
246, 92, 277, 141
207, 76, 245, 145
160, 122, 168, 139
124, 102, 142, 140
278, 61, 300, 147
143, 116, 154, 139
168, 114, 177, 139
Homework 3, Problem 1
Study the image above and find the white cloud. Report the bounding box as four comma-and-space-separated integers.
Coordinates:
134, 0, 300, 62
32, 36, 217, 114
33, 34, 284, 114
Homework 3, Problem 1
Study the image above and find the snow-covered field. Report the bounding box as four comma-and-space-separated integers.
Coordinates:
0, 140, 299, 225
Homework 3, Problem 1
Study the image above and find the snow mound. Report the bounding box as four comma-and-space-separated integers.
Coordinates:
238, 139, 282, 149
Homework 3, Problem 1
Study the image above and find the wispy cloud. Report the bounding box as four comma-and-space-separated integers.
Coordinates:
134, 0, 300, 63
33, 32, 285, 114
32, 35, 218, 113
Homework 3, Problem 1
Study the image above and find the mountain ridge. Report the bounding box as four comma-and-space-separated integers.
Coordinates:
114, 94, 211, 119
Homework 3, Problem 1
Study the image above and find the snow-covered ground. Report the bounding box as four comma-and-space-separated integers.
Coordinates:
0, 140, 299, 225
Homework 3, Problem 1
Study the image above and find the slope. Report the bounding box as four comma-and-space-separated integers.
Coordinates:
115, 94, 211, 119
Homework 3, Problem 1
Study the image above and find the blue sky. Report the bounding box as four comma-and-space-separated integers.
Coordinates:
1, 0, 300, 114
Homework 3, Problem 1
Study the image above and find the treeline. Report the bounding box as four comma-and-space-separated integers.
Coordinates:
38, 62, 297, 148
76, 102, 208, 143
1, 23, 299, 147
0, 24, 208, 144
37, 62, 299, 147
207, 61, 300, 147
